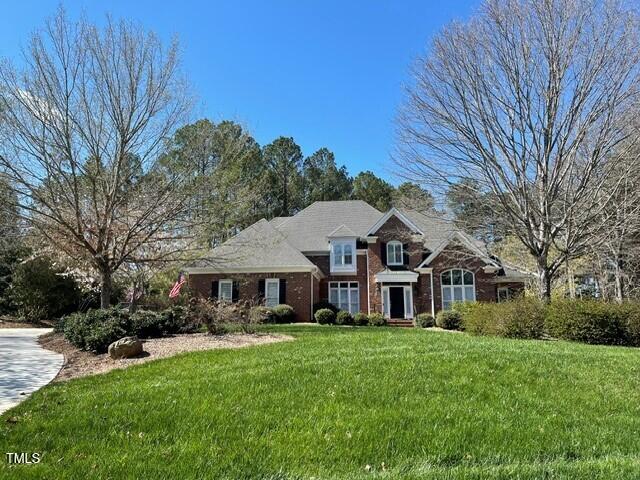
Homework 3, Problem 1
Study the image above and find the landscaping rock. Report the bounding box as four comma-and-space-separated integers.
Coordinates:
108, 336, 143, 359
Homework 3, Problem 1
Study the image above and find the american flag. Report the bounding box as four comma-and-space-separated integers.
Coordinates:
169, 272, 186, 298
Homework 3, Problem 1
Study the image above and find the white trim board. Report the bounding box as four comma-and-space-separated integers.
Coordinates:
417, 231, 499, 268
375, 270, 419, 283
366, 208, 424, 236
186, 266, 325, 280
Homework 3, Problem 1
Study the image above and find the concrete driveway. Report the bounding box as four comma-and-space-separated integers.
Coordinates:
0, 329, 63, 414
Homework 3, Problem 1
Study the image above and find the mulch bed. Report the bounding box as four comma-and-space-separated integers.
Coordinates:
39, 331, 292, 382
0, 317, 54, 329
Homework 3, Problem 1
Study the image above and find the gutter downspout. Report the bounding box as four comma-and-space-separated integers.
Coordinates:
310, 271, 314, 322
430, 272, 435, 318
366, 248, 371, 314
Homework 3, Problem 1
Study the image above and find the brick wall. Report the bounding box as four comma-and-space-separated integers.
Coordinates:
188, 271, 314, 322
429, 248, 496, 314
306, 253, 369, 313
367, 216, 425, 315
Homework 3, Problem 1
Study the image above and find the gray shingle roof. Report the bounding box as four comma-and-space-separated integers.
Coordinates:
188, 201, 496, 272
274, 201, 383, 252
186, 219, 316, 271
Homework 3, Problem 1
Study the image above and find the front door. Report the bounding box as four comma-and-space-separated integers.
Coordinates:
389, 287, 405, 319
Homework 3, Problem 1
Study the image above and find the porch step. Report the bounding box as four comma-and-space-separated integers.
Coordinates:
387, 319, 414, 327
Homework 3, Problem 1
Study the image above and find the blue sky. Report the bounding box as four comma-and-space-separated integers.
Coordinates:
0, 1, 479, 182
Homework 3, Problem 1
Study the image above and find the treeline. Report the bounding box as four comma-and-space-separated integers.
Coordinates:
161, 119, 435, 246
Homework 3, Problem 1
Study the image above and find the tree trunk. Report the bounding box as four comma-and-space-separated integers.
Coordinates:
537, 257, 552, 302
614, 259, 624, 304
100, 269, 112, 309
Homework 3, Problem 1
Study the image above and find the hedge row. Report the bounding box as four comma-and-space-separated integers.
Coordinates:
59, 306, 197, 353
314, 309, 387, 326
455, 298, 640, 346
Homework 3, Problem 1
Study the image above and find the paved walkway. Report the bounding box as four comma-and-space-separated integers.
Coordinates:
0, 329, 63, 414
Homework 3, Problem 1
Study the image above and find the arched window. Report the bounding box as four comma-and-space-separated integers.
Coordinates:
387, 241, 403, 266
441, 269, 475, 310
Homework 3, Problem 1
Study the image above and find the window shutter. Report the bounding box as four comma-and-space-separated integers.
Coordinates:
380, 242, 387, 265
403, 243, 410, 266
211, 281, 219, 299
258, 279, 265, 299
232, 281, 239, 302
279, 279, 286, 305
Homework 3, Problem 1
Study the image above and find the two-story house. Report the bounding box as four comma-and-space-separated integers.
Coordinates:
186, 200, 525, 323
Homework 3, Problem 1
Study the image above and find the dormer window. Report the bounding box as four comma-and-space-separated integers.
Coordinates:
330, 239, 356, 273
387, 241, 403, 266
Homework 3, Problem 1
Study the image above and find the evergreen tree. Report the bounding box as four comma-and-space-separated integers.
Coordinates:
351, 171, 395, 212
302, 148, 352, 203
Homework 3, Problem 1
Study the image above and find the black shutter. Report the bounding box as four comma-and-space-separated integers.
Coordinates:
232, 281, 239, 302
279, 279, 286, 305
380, 242, 387, 266
211, 281, 219, 299
403, 243, 410, 266
258, 279, 265, 299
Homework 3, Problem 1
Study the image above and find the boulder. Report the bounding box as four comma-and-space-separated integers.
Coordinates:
108, 336, 143, 359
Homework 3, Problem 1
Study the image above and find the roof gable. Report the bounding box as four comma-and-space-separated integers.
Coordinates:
417, 231, 498, 268
366, 208, 423, 236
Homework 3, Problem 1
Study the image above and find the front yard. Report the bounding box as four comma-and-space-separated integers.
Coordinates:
2, 325, 640, 479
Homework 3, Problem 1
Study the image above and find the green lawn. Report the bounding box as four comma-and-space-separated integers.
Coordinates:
2, 326, 640, 479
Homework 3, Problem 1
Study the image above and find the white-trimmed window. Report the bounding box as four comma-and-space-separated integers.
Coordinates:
387, 241, 403, 265
219, 280, 233, 302
329, 282, 359, 314
330, 239, 356, 273
441, 269, 475, 310
265, 278, 280, 307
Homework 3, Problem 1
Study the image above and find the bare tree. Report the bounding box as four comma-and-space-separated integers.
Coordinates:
396, 0, 640, 300
0, 9, 193, 307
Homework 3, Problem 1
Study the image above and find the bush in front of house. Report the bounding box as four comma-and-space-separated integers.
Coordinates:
414, 313, 435, 328
368, 313, 387, 326
353, 312, 369, 326
63, 307, 131, 353
315, 308, 335, 325
462, 298, 545, 339
250, 305, 276, 324
313, 301, 338, 314
436, 310, 462, 330
545, 299, 627, 345
159, 305, 198, 334
271, 304, 295, 323
130, 310, 164, 338
336, 310, 353, 325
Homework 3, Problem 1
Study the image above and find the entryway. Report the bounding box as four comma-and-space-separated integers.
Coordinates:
389, 287, 405, 318
381, 285, 414, 320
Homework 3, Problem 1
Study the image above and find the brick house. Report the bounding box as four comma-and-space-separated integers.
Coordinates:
186, 200, 526, 323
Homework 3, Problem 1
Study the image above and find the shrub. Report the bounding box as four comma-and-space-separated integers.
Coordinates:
315, 308, 335, 325
10, 256, 82, 322
436, 310, 462, 330
368, 313, 387, 326
462, 298, 545, 339
545, 299, 627, 345
336, 310, 353, 325
353, 312, 369, 326
63, 308, 131, 353
250, 306, 276, 324
414, 313, 434, 328
159, 305, 198, 334
313, 301, 338, 314
271, 304, 295, 323
626, 307, 640, 347
130, 310, 164, 338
